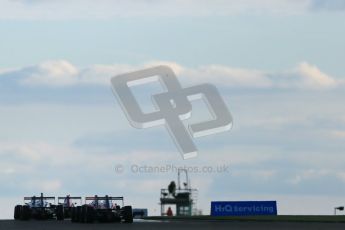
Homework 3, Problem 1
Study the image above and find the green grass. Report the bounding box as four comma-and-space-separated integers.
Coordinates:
144, 215, 345, 223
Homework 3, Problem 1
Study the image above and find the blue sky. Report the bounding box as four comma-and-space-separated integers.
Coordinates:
0, 0, 345, 218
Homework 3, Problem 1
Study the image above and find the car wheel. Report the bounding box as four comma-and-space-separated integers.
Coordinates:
76, 206, 82, 222
14, 205, 22, 220
20, 205, 31, 220
56, 205, 64, 221
85, 206, 94, 223
71, 207, 76, 222
122, 206, 133, 223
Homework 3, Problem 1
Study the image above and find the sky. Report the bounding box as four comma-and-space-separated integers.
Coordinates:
0, 0, 345, 218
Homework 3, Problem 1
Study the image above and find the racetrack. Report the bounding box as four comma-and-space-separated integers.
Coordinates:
1, 219, 345, 230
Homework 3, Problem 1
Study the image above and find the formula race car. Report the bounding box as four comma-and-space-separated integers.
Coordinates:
58, 195, 82, 219
14, 193, 64, 220
71, 195, 133, 223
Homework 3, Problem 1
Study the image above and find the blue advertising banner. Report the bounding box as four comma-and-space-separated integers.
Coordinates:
211, 201, 277, 216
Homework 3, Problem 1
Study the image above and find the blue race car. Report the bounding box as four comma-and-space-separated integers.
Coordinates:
71, 195, 133, 223
14, 193, 64, 220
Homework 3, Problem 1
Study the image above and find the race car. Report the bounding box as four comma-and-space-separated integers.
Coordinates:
14, 193, 64, 220
71, 195, 133, 223
58, 195, 82, 219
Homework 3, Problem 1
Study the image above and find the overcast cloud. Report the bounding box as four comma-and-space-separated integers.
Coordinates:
0, 60, 342, 90
0, 0, 340, 20
0, 0, 344, 219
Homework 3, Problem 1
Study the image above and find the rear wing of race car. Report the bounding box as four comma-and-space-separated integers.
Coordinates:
58, 196, 82, 206
85, 196, 124, 206
24, 196, 55, 200
24, 193, 55, 201
58, 196, 82, 200
24, 193, 55, 205
85, 196, 124, 200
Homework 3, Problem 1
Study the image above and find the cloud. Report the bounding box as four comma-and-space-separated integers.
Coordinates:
270, 62, 339, 90
337, 171, 345, 183
309, 0, 345, 11
296, 62, 337, 88
2, 1, 343, 21
331, 130, 345, 138
0, 60, 342, 90
25, 179, 62, 192
0, 0, 313, 20
0, 58, 345, 218
287, 169, 331, 185
20, 60, 79, 86
1, 107, 345, 217
182, 65, 272, 88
